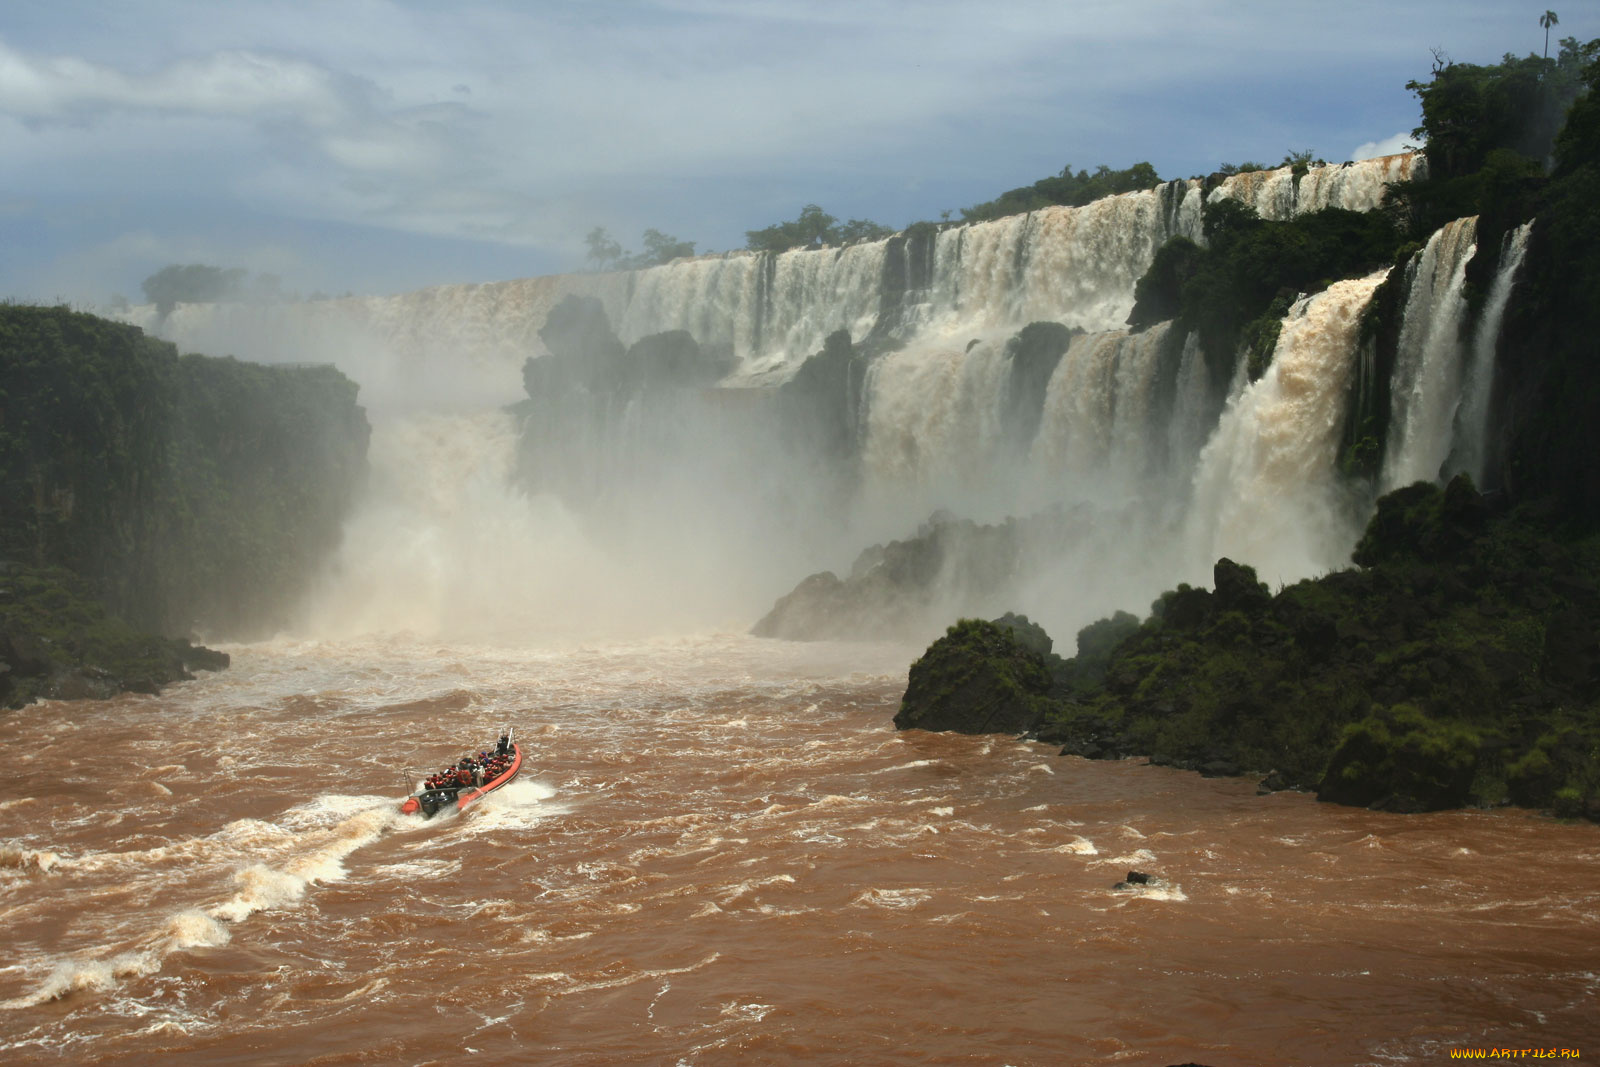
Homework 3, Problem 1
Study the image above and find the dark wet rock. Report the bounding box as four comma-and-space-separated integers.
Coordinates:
1256, 769, 1293, 794
1211, 557, 1270, 614
1198, 759, 1241, 778
179, 644, 231, 674
626, 329, 733, 392
1002, 321, 1077, 452
752, 513, 1029, 642
1113, 870, 1156, 890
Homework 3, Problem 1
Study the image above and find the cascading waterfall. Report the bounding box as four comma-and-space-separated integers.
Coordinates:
119, 152, 1438, 639
1452, 221, 1535, 485
1029, 324, 1174, 497
916, 187, 1204, 338
1165, 331, 1216, 488
1209, 153, 1427, 221
1186, 272, 1389, 584
1380, 216, 1479, 490
135, 156, 1417, 402
857, 334, 1018, 518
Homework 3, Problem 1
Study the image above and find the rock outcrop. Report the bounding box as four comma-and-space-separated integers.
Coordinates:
1, 565, 228, 710
893, 617, 1053, 735
894, 477, 1600, 820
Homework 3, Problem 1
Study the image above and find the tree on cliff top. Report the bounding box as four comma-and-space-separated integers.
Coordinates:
141, 264, 248, 318
583, 226, 696, 270
1406, 36, 1598, 178
959, 162, 1162, 223
745, 205, 894, 253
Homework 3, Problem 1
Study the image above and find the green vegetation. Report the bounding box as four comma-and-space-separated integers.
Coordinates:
0, 305, 369, 639
0, 565, 227, 709
1127, 200, 1400, 381
584, 226, 697, 270
893, 40, 1600, 822
899, 478, 1600, 818
1406, 39, 1595, 180
1215, 150, 1327, 178
744, 205, 895, 253
958, 162, 1162, 223
894, 616, 1054, 735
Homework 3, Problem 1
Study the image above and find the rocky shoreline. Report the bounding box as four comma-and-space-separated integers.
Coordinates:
1, 565, 228, 710
893, 477, 1600, 821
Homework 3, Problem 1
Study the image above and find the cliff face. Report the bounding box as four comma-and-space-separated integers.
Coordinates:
0, 306, 370, 639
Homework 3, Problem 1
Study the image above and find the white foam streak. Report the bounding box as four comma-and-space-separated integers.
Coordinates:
1381, 217, 1479, 490
1454, 221, 1534, 485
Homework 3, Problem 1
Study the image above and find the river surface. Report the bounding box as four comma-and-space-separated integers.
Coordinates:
2, 634, 1597, 1065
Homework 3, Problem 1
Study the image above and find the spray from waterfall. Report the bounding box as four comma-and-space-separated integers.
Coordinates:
122, 156, 1428, 643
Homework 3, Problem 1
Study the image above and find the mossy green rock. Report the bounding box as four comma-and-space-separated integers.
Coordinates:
0, 565, 228, 710
895, 617, 1053, 735
901, 477, 1600, 819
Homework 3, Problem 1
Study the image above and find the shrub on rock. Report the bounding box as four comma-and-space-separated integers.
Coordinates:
895, 618, 1053, 735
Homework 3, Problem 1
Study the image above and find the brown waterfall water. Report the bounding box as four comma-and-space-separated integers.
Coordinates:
3, 634, 1596, 1065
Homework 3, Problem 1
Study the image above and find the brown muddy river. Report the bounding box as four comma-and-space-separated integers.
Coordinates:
2, 634, 1597, 1065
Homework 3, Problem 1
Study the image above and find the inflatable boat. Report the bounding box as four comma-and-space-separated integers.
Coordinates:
400, 728, 522, 818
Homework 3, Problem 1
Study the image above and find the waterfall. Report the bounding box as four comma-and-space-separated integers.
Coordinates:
1186, 272, 1388, 583
1208, 152, 1427, 221
113, 153, 1463, 642
918, 186, 1203, 338
857, 334, 1017, 518
1452, 221, 1535, 485
296, 410, 627, 642
1380, 216, 1479, 490
1029, 324, 1173, 496
138, 180, 1207, 402
1166, 330, 1215, 489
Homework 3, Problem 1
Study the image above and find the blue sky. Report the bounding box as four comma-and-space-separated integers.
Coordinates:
0, 0, 1579, 304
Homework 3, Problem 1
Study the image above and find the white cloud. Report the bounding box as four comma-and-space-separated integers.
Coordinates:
1351, 130, 1421, 161
0, 0, 1554, 300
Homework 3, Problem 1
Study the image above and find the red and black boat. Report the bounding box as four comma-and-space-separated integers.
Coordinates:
400, 727, 522, 819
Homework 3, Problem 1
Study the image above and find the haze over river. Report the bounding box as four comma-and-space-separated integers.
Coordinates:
2, 633, 1597, 1065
